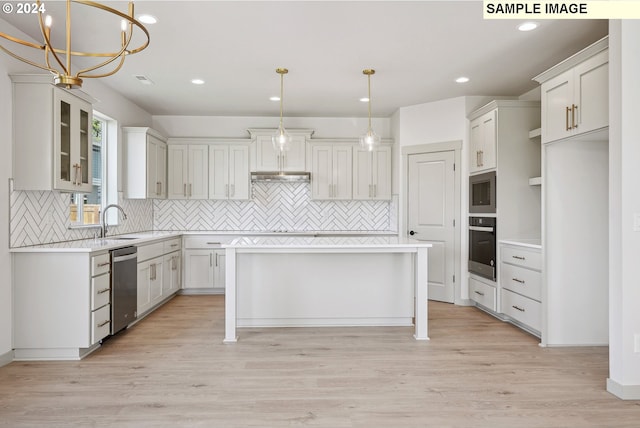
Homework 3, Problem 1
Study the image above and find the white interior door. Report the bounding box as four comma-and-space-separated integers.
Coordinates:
407, 151, 456, 303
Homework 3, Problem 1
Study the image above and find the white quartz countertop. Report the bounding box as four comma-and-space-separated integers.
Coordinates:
223, 236, 431, 249
499, 238, 542, 249
10, 231, 399, 253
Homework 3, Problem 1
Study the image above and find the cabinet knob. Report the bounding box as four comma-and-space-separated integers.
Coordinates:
409, 230, 417, 236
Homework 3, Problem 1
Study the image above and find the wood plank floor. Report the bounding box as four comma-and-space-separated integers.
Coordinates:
1, 295, 638, 427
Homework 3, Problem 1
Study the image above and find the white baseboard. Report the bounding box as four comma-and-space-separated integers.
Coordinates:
0, 349, 14, 367
607, 378, 640, 400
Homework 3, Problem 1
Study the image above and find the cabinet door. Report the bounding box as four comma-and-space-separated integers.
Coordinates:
156, 141, 167, 199
54, 89, 93, 192
311, 145, 333, 199
469, 117, 482, 173
282, 136, 306, 171
188, 145, 209, 199
149, 257, 164, 306
208, 145, 230, 199
167, 145, 189, 199
255, 135, 279, 171
229, 145, 250, 200
146, 140, 159, 198
574, 50, 608, 135
183, 250, 214, 288
332, 145, 353, 200
212, 250, 226, 291
372, 146, 392, 200
541, 70, 573, 144
163, 252, 181, 295
480, 110, 496, 171
352, 148, 373, 200
137, 260, 152, 314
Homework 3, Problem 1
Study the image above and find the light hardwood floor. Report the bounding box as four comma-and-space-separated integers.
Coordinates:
1, 295, 638, 427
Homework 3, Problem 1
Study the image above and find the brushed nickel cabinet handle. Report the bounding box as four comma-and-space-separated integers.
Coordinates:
512, 255, 526, 260
572, 104, 578, 129
97, 288, 110, 294
98, 320, 110, 328
512, 278, 525, 284
184, 183, 187, 197
566, 106, 571, 131
474, 290, 485, 296
97, 262, 110, 267
512, 305, 525, 312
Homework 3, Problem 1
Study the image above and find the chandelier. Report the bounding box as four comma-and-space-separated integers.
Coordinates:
272, 67, 292, 153
360, 69, 381, 151
0, 0, 149, 89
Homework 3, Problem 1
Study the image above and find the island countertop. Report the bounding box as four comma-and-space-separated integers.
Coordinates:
223, 236, 432, 250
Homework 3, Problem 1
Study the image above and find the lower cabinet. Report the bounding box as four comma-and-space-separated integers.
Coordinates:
182, 235, 229, 293
499, 242, 542, 337
136, 237, 182, 316
469, 276, 497, 312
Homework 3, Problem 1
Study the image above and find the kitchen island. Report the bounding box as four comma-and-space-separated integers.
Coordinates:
222, 236, 431, 343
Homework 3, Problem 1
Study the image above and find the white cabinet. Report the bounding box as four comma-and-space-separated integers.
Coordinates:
469, 109, 497, 174
311, 144, 353, 200
167, 144, 209, 199
136, 237, 182, 316
11, 74, 94, 192
248, 128, 314, 172
499, 243, 542, 336
353, 145, 391, 200
13, 250, 111, 360
469, 276, 497, 312
123, 127, 168, 199
182, 235, 230, 294
209, 144, 250, 200
535, 38, 608, 144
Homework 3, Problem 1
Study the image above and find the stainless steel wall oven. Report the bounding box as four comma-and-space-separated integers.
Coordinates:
468, 216, 496, 281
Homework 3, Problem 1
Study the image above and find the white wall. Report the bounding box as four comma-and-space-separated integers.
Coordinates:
608, 20, 640, 399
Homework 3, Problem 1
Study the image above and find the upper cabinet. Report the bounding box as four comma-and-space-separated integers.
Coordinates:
534, 37, 608, 144
469, 109, 497, 174
11, 74, 95, 192
311, 143, 353, 200
209, 144, 250, 200
248, 128, 314, 172
167, 144, 209, 200
353, 145, 392, 200
123, 127, 167, 199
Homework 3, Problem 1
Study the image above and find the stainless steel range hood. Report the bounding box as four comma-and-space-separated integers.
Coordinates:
251, 171, 311, 182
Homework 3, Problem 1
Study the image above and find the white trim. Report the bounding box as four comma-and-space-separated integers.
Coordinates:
0, 350, 14, 367
607, 378, 640, 400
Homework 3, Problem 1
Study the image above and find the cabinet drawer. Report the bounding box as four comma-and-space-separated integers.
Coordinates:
501, 246, 541, 271
91, 273, 111, 311
469, 277, 496, 312
183, 235, 231, 249
501, 289, 541, 332
163, 237, 182, 253
91, 252, 111, 276
91, 304, 111, 344
500, 263, 542, 301
137, 241, 165, 262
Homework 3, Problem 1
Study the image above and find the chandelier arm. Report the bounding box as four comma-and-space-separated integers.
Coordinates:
37, 7, 69, 76
76, 29, 132, 76
0, 44, 55, 72
78, 54, 126, 79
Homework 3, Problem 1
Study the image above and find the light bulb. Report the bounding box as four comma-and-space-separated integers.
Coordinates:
45, 15, 52, 27
359, 129, 381, 152
121, 19, 127, 32
272, 125, 291, 152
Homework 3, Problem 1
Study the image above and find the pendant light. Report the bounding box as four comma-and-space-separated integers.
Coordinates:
272, 68, 292, 153
360, 69, 381, 151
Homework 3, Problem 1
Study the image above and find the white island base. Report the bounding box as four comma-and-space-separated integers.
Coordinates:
223, 237, 430, 343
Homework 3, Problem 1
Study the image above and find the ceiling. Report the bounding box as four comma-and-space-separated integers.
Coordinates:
1, 1, 608, 118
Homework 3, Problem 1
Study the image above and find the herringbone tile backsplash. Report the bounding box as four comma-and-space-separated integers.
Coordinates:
154, 182, 393, 232
10, 182, 394, 247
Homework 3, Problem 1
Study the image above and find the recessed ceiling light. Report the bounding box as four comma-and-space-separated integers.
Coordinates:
191, 79, 205, 85
138, 14, 157, 25
270, 96, 280, 101
455, 77, 470, 83
360, 97, 369, 102
518, 22, 538, 32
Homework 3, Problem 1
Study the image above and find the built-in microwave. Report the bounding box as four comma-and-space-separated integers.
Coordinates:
469, 171, 496, 214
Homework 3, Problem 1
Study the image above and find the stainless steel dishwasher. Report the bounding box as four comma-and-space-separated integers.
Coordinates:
111, 246, 138, 334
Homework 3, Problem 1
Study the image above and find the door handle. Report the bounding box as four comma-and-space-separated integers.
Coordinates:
409, 230, 417, 236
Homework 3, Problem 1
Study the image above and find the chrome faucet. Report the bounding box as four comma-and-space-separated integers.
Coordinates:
101, 204, 128, 238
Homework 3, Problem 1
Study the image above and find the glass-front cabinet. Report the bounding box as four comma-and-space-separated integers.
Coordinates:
11, 74, 95, 192
54, 89, 93, 192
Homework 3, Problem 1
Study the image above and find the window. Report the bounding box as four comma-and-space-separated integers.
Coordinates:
69, 113, 111, 226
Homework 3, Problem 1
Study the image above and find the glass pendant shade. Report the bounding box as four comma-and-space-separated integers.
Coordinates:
360, 69, 380, 152
360, 128, 381, 152
272, 124, 292, 152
